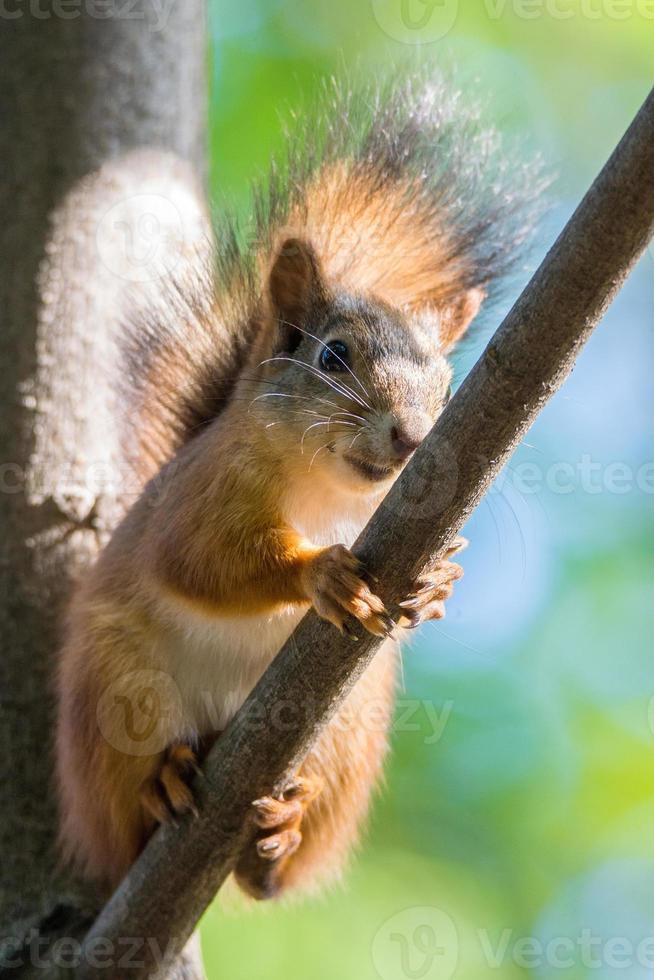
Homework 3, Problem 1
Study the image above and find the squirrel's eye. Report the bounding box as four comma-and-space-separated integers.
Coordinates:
320, 341, 349, 372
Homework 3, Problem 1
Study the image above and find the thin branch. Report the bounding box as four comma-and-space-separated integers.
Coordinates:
78, 87, 654, 979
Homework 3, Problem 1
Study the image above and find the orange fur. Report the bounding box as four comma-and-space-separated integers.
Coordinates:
57, 76, 539, 896
55, 400, 398, 891
234, 644, 397, 899
123, 74, 543, 484
56, 230, 472, 897
55, 112, 495, 893
280, 166, 472, 313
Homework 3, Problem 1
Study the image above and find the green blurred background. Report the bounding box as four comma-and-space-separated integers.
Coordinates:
201, 4, 654, 978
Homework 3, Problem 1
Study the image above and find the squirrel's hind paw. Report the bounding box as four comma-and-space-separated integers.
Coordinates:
140, 743, 199, 826
251, 775, 323, 830
235, 774, 322, 900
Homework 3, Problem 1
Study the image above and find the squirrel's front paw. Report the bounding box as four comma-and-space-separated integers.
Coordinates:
303, 545, 393, 637
397, 536, 467, 628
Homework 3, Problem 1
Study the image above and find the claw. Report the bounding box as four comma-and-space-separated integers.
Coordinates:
382, 614, 396, 636
359, 564, 380, 586
282, 775, 323, 803
140, 743, 199, 826
341, 620, 360, 640
395, 550, 466, 629
366, 612, 395, 638
446, 536, 468, 556
399, 595, 423, 610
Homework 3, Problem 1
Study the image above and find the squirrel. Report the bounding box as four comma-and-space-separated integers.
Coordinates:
55, 74, 538, 900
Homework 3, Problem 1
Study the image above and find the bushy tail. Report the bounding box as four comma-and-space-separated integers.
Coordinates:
124, 71, 545, 482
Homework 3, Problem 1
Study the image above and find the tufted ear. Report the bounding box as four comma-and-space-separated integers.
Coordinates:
439, 287, 486, 351
266, 238, 327, 354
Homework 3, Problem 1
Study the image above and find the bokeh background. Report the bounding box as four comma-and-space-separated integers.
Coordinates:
200, 4, 654, 978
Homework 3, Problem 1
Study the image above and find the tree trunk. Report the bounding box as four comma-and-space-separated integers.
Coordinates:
0, 4, 208, 977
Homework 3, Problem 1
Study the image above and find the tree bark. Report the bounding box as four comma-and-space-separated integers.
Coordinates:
0, 4, 208, 978
78, 86, 654, 979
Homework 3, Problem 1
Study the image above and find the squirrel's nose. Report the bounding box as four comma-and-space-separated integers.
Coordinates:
390, 424, 423, 461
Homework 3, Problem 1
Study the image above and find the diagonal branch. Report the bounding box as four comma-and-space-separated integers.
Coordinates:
78, 87, 654, 979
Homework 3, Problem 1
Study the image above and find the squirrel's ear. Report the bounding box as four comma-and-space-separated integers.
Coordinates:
267, 238, 327, 353
439, 287, 485, 351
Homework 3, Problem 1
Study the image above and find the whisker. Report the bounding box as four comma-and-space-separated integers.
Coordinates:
301, 420, 332, 454
263, 355, 368, 409
238, 373, 375, 426
238, 382, 355, 418
276, 319, 372, 405
248, 392, 304, 412
270, 411, 330, 428
247, 394, 344, 420
250, 392, 303, 402
326, 409, 369, 427
347, 429, 366, 451
246, 392, 344, 420
300, 418, 356, 454
308, 440, 333, 472
260, 357, 370, 412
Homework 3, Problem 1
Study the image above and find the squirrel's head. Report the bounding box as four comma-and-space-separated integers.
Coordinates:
248, 238, 483, 497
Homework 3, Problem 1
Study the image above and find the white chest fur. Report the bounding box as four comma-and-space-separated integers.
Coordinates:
154, 491, 376, 737
156, 601, 307, 733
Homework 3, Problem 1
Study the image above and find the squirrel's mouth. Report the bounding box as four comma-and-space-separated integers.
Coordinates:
345, 453, 396, 483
